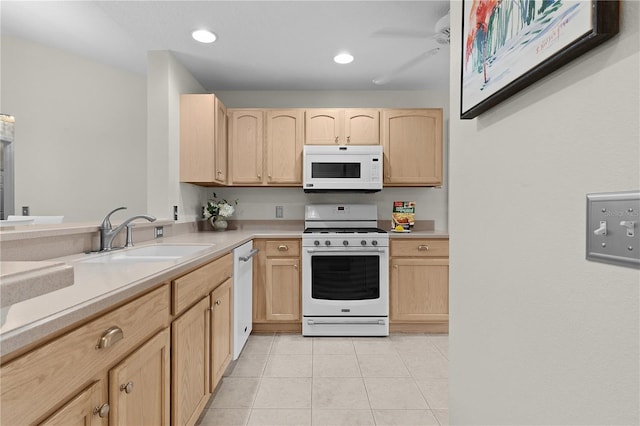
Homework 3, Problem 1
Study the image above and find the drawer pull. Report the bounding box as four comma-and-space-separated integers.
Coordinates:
418, 245, 429, 251
96, 326, 123, 349
94, 403, 110, 418
278, 245, 289, 251
120, 381, 134, 394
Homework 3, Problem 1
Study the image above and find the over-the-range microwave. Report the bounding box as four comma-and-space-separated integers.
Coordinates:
303, 145, 383, 193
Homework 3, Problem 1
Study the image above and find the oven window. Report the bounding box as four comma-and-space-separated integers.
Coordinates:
311, 255, 379, 300
311, 162, 361, 179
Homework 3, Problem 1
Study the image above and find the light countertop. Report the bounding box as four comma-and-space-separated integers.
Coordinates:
0, 227, 447, 359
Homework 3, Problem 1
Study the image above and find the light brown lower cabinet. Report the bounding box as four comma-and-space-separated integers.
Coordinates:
109, 328, 170, 426
389, 239, 449, 333
171, 253, 234, 426
253, 239, 302, 332
172, 297, 211, 426
39, 380, 105, 426
0, 284, 170, 426
210, 277, 233, 391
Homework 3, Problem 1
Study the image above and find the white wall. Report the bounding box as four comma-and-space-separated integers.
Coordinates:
1, 37, 147, 222
146, 51, 210, 222
449, 1, 639, 424
210, 90, 450, 229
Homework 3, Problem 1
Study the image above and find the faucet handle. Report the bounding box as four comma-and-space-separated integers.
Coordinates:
101, 206, 127, 230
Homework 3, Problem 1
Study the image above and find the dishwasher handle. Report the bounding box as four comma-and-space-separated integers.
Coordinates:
239, 248, 259, 262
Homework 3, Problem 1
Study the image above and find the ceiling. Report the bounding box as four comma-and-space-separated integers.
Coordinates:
1, 1, 450, 91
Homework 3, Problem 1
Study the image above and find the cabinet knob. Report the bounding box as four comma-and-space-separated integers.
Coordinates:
120, 381, 134, 394
418, 245, 429, 251
294, 264, 298, 269
215, 299, 221, 305
94, 403, 110, 418
394, 265, 398, 269
257, 174, 261, 179
278, 245, 289, 251
96, 326, 123, 349
347, 136, 351, 144
217, 170, 222, 175
335, 136, 339, 144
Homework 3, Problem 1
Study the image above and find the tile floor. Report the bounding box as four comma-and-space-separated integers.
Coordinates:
196, 333, 449, 426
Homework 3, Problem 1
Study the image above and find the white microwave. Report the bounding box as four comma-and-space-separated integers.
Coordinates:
303, 145, 383, 192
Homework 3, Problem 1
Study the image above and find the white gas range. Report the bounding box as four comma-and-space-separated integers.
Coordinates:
302, 204, 389, 336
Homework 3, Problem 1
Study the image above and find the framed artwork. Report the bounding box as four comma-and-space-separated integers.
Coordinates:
460, 0, 619, 119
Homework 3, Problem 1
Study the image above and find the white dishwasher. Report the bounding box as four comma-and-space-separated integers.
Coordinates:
232, 241, 258, 360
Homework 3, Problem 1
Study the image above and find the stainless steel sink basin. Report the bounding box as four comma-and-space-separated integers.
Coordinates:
81, 244, 213, 264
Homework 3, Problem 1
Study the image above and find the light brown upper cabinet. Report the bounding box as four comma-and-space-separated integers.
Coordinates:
229, 109, 303, 186
180, 94, 228, 185
305, 109, 380, 145
382, 109, 443, 186
228, 110, 264, 185
265, 110, 304, 185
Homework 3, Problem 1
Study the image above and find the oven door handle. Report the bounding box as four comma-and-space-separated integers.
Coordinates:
305, 248, 386, 254
307, 319, 386, 325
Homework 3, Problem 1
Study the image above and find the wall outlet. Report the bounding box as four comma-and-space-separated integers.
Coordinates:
22, 206, 29, 216
275, 206, 284, 218
154, 226, 164, 239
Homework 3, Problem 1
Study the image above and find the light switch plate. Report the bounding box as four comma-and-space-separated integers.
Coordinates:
586, 191, 640, 269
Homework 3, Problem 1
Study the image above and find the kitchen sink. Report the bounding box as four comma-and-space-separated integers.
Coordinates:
81, 244, 214, 264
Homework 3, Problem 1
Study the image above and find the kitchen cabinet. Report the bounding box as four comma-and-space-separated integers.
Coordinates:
305, 109, 380, 145
229, 109, 303, 186
109, 328, 170, 426
210, 278, 233, 391
229, 109, 264, 185
171, 297, 211, 426
265, 109, 304, 184
389, 238, 449, 333
171, 253, 233, 426
0, 284, 170, 425
382, 109, 443, 186
180, 94, 228, 185
39, 381, 104, 426
253, 239, 302, 332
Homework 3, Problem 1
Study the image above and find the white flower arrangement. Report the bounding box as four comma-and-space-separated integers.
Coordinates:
204, 193, 238, 220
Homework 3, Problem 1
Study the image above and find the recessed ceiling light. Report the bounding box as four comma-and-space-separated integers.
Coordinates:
334, 53, 354, 64
192, 29, 217, 43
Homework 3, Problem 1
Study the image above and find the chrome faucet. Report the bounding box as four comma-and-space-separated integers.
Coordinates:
99, 207, 156, 251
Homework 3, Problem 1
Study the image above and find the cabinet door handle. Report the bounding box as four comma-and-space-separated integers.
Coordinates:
278, 245, 289, 251
96, 326, 123, 349
418, 245, 429, 251
120, 381, 134, 394
94, 403, 110, 418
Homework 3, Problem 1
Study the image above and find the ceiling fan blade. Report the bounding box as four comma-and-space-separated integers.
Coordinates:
372, 48, 440, 85
371, 28, 434, 39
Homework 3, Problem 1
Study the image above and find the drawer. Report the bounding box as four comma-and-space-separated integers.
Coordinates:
265, 240, 300, 257
0, 284, 170, 426
173, 253, 233, 316
391, 239, 449, 257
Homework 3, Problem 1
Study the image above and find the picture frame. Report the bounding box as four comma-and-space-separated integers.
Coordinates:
460, 0, 619, 119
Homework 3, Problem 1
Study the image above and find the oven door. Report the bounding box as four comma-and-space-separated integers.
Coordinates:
302, 246, 389, 317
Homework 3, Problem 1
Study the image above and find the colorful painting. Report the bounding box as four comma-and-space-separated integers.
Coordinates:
460, 0, 619, 119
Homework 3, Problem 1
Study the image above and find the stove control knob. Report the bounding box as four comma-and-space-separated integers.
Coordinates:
371, 240, 378, 246
343, 240, 349, 246
314, 240, 320, 246
361, 240, 367, 246
325, 240, 331, 246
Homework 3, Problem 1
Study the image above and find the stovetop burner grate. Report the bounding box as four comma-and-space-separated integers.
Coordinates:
303, 227, 387, 234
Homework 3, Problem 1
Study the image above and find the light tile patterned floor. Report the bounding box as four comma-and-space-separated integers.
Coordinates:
197, 333, 449, 426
